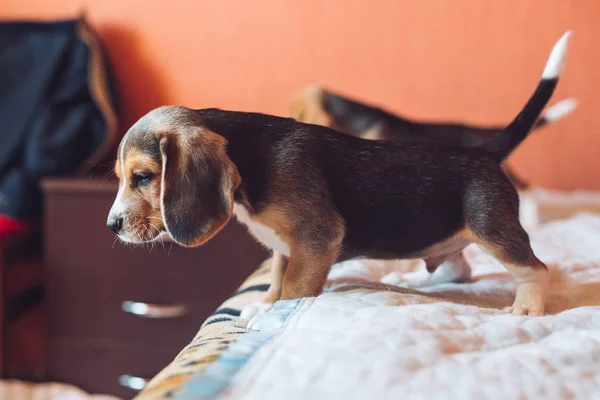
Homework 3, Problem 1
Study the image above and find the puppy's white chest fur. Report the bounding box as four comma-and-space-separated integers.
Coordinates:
233, 203, 290, 257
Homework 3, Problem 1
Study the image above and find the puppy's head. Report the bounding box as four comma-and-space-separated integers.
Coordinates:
107, 106, 240, 247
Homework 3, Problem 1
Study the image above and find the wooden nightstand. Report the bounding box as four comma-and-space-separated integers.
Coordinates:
42, 178, 267, 398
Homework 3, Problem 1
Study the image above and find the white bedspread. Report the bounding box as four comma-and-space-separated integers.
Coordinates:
221, 212, 600, 400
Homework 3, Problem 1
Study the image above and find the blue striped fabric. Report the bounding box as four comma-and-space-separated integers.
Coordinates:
175, 299, 302, 400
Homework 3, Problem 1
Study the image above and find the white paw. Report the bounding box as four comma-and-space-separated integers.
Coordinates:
380, 270, 431, 288
504, 266, 548, 316
398, 269, 434, 288
504, 303, 544, 316
504, 289, 545, 316
241, 302, 273, 330
504, 281, 547, 316
380, 256, 471, 289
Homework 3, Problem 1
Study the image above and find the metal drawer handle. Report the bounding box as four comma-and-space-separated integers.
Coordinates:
118, 374, 148, 391
121, 301, 188, 318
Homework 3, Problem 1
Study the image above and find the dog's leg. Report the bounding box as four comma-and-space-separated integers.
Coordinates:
477, 236, 548, 316
245, 217, 343, 329
381, 252, 471, 288
245, 246, 337, 330
280, 244, 339, 300
279, 213, 344, 300
468, 204, 548, 315
501, 259, 548, 316
241, 252, 288, 326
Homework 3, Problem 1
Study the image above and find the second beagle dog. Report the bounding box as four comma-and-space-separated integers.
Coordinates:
289, 85, 577, 230
107, 32, 570, 324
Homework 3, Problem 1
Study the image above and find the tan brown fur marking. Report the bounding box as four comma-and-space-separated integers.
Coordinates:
281, 240, 342, 300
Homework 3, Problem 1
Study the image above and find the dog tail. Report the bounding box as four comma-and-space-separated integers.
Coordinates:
533, 97, 578, 129
484, 32, 571, 162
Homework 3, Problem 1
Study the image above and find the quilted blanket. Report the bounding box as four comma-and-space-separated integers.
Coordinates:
138, 189, 600, 400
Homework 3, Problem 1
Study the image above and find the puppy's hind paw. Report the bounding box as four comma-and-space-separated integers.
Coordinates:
504, 304, 545, 317
505, 268, 548, 316
504, 292, 546, 316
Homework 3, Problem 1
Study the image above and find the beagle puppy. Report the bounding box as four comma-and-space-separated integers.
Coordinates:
289, 86, 577, 231
107, 33, 570, 324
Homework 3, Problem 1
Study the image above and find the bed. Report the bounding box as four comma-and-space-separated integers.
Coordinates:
135, 189, 600, 400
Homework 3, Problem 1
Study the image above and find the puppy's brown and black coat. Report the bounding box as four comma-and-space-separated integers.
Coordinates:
107, 33, 570, 322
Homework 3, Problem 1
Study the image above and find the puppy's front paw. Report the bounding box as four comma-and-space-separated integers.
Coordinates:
241, 302, 273, 330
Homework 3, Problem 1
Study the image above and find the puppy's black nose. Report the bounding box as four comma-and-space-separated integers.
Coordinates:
107, 218, 123, 234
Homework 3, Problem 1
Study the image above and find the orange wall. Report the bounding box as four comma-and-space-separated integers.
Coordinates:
2, 1, 599, 190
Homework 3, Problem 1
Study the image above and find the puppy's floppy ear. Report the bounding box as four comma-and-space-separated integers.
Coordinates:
160, 129, 240, 247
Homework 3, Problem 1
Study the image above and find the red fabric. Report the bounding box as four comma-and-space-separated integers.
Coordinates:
0, 214, 29, 238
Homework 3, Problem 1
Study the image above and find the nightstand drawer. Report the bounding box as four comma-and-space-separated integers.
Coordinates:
47, 261, 211, 344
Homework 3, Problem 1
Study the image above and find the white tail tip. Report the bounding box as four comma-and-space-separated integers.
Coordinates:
542, 31, 571, 79
542, 98, 579, 122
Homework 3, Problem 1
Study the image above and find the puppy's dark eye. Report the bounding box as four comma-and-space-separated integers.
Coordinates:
133, 172, 154, 187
